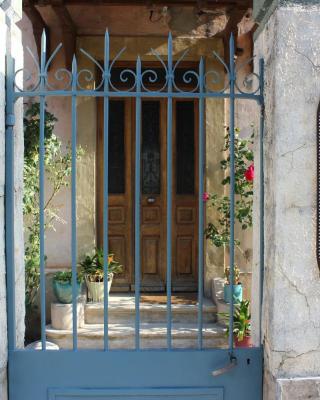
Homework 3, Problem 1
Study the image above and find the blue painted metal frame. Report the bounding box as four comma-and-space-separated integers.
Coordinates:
39, 32, 47, 351
166, 33, 173, 349
103, 31, 110, 351
9, 349, 262, 400
5, 30, 265, 400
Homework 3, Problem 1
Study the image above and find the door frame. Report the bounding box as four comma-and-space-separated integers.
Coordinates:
96, 96, 201, 292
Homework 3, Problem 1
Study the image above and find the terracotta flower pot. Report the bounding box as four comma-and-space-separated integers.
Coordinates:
234, 335, 252, 348
85, 273, 113, 302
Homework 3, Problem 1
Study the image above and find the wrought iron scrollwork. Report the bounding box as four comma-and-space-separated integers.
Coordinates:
235, 57, 261, 95
13, 29, 263, 101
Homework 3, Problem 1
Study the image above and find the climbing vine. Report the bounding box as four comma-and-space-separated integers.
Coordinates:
205, 127, 254, 252
24, 103, 83, 310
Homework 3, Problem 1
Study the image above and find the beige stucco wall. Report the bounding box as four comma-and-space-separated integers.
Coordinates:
20, 12, 73, 270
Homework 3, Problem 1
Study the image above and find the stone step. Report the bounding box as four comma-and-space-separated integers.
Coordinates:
46, 322, 227, 350
85, 295, 217, 324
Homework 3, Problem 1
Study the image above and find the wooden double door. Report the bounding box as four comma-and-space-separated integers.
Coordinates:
97, 98, 199, 292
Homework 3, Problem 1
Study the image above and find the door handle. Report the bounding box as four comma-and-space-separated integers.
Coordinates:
147, 196, 156, 204
211, 355, 237, 377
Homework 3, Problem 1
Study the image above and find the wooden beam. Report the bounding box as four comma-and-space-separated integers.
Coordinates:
34, 0, 252, 7
51, 0, 76, 69
23, 0, 50, 61
220, 7, 248, 65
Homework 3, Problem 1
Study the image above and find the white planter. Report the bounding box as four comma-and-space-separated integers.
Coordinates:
51, 302, 85, 330
85, 273, 113, 302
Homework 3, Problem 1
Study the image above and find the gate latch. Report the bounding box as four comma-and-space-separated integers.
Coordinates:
211, 355, 237, 377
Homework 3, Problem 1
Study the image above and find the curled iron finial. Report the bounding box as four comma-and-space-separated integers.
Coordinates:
108, 47, 137, 92
204, 51, 230, 93
172, 49, 199, 93
78, 49, 105, 91
235, 57, 261, 95
14, 46, 41, 92
140, 48, 168, 92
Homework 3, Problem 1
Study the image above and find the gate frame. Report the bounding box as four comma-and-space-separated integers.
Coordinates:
5, 30, 265, 400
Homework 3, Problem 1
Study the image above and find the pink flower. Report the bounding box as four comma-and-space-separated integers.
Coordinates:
203, 192, 210, 202
244, 164, 254, 182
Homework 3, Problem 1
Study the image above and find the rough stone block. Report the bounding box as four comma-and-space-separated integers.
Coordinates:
0, 366, 7, 400
278, 377, 320, 400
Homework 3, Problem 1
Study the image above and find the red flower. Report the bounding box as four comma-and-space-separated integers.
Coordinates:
203, 192, 210, 202
244, 164, 254, 181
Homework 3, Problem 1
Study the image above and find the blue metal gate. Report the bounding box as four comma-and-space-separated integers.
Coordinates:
5, 31, 264, 400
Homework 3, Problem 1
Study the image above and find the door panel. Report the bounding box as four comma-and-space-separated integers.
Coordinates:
97, 99, 132, 291
173, 100, 198, 291
139, 100, 166, 291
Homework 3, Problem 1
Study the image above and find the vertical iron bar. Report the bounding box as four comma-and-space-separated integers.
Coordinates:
39, 31, 47, 350
5, 55, 16, 351
166, 33, 173, 350
71, 56, 78, 351
135, 56, 142, 350
103, 30, 110, 351
259, 58, 265, 345
228, 34, 235, 354
197, 57, 205, 349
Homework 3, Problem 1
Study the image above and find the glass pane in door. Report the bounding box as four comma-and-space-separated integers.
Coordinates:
141, 101, 161, 194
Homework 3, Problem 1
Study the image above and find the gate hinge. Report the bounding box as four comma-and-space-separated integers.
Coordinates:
6, 114, 15, 127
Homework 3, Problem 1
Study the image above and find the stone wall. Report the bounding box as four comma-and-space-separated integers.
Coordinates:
0, 0, 25, 398
254, 3, 320, 399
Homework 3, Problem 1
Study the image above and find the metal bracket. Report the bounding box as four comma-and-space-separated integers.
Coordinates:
6, 113, 15, 128
211, 355, 237, 377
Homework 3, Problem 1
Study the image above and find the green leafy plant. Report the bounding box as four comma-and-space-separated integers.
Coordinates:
24, 103, 84, 310
220, 300, 251, 341
205, 128, 254, 252
79, 249, 123, 283
53, 270, 83, 284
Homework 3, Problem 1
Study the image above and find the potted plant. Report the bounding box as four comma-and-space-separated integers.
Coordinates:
52, 271, 83, 304
79, 249, 122, 302
220, 300, 252, 348
223, 265, 243, 304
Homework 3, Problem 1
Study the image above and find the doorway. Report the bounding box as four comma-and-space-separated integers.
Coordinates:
97, 97, 199, 292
